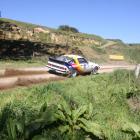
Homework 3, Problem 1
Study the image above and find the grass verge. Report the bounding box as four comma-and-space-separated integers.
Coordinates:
0, 70, 139, 139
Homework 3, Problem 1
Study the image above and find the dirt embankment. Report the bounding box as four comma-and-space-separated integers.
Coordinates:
0, 39, 83, 59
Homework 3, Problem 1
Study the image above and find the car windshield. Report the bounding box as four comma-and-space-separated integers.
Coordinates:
78, 58, 88, 64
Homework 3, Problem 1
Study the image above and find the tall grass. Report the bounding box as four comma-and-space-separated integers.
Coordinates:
0, 70, 139, 139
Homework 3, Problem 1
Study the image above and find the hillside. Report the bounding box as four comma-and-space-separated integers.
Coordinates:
0, 18, 140, 64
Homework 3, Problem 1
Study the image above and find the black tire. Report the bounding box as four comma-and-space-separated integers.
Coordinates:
91, 66, 99, 75
68, 69, 77, 78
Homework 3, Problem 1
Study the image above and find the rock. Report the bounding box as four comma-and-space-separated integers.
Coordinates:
11, 25, 21, 33
27, 30, 33, 37
33, 27, 50, 33
13, 34, 21, 40
5, 32, 12, 39
0, 30, 5, 39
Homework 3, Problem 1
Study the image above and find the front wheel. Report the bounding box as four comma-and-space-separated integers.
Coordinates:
91, 66, 99, 75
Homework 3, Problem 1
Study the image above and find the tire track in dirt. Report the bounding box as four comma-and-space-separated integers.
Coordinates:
99, 65, 135, 73
0, 67, 65, 90
0, 73, 65, 90
0, 65, 136, 90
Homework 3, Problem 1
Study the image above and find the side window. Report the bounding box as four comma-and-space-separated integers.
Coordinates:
68, 59, 76, 65
78, 58, 88, 64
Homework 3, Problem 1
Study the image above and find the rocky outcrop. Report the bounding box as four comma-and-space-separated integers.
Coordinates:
50, 32, 102, 46
0, 21, 21, 32
0, 20, 103, 47
0, 21, 85, 59
0, 21, 21, 39
33, 27, 50, 34
0, 21, 37, 41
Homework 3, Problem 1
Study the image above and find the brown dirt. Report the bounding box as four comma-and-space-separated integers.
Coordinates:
17, 74, 64, 86
0, 65, 136, 90
0, 77, 18, 90
0, 70, 5, 76
0, 74, 65, 90
3, 68, 48, 77
99, 64, 135, 73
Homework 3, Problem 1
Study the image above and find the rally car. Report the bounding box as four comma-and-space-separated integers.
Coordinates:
46, 55, 100, 77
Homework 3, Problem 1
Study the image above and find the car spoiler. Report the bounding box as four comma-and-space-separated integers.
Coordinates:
49, 57, 70, 66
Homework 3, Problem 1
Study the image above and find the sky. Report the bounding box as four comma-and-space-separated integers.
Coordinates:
0, 0, 140, 43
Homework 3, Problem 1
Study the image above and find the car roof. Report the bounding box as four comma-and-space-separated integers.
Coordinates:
64, 54, 83, 59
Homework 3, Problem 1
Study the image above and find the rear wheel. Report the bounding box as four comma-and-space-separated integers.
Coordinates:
68, 69, 78, 77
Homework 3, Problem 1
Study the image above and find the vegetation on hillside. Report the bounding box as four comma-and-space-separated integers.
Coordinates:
58, 25, 79, 33
0, 70, 139, 139
0, 18, 140, 64
0, 18, 51, 30
0, 58, 45, 69
0, 18, 106, 45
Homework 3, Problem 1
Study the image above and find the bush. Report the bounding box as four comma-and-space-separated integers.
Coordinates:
58, 25, 79, 33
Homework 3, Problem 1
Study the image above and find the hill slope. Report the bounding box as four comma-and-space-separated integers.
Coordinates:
0, 18, 140, 64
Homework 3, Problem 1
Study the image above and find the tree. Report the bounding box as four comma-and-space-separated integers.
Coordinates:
58, 25, 79, 33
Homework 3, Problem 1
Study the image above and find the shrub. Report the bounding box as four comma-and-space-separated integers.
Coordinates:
58, 25, 79, 33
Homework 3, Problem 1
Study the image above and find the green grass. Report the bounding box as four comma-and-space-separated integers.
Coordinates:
0, 18, 38, 30
106, 44, 140, 63
122, 46, 140, 63
54, 29, 106, 43
90, 42, 140, 63
0, 58, 47, 69
0, 18, 51, 30
0, 70, 139, 139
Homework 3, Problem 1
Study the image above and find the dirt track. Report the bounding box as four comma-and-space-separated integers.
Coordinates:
0, 65, 136, 90
0, 74, 65, 90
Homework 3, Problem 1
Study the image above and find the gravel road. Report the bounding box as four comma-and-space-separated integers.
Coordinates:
0, 65, 136, 90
